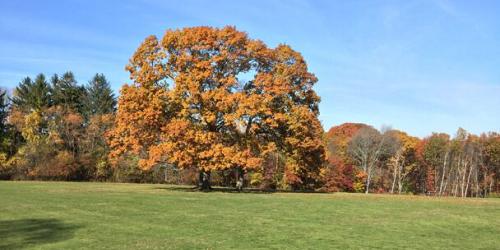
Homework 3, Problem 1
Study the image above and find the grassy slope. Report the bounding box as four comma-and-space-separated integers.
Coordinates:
0, 181, 499, 249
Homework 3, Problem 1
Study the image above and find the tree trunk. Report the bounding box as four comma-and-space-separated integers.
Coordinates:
465, 164, 473, 198
443, 168, 452, 196
438, 151, 449, 196
397, 169, 403, 194
365, 166, 372, 194
474, 168, 479, 198
397, 172, 402, 194
461, 161, 468, 197
460, 162, 470, 197
482, 174, 487, 197
390, 164, 397, 194
235, 166, 244, 191
198, 170, 211, 191
397, 157, 406, 194
453, 173, 459, 197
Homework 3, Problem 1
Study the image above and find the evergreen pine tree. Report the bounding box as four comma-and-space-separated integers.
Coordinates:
84, 73, 116, 117
51, 71, 86, 113
11, 74, 52, 111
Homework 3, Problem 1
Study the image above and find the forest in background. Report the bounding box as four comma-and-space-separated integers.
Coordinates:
0, 26, 498, 197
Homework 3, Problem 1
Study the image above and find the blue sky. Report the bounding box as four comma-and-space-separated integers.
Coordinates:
1, 0, 499, 137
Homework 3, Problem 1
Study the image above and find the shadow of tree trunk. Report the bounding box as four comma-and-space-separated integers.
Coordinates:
0, 219, 79, 249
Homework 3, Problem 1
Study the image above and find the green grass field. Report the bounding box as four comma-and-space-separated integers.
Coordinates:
1, 181, 499, 249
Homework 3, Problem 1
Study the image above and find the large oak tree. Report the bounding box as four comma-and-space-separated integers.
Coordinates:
109, 26, 325, 190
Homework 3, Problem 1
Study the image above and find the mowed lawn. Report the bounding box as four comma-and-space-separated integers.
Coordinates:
0, 181, 499, 249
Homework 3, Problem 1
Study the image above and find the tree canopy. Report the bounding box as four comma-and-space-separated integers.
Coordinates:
109, 26, 325, 190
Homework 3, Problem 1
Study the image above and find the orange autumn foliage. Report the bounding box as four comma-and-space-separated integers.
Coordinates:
108, 85, 168, 159
322, 123, 371, 192
325, 122, 371, 163
108, 26, 325, 188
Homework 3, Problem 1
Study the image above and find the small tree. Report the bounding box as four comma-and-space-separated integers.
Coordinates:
348, 127, 397, 193
387, 130, 419, 194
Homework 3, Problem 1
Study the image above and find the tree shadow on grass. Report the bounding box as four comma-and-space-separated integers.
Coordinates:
0, 219, 79, 249
153, 186, 327, 195
153, 186, 274, 194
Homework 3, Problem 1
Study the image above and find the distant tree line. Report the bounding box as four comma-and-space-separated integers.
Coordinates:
322, 123, 499, 197
0, 26, 498, 197
1, 73, 498, 197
